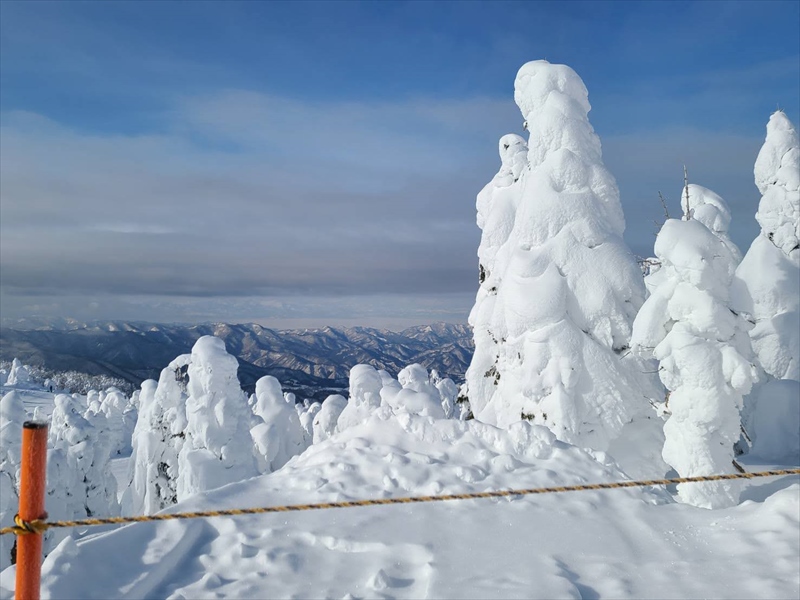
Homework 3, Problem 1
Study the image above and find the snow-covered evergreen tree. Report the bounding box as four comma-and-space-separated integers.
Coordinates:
467, 134, 528, 413
93, 387, 137, 456
176, 337, 258, 500
296, 400, 321, 448
49, 394, 120, 517
388, 364, 445, 419
430, 369, 459, 418
465, 60, 654, 451
0, 391, 26, 570
6, 358, 31, 387
337, 365, 385, 432
249, 376, 307, 473
631, 206, 758, 508
123, 357, 190, 515
312, 394, 347, 444
732, 111, 800, 382
684, 184, 742, 262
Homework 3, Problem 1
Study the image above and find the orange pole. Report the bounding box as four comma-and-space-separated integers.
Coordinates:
15, 421, 48, 600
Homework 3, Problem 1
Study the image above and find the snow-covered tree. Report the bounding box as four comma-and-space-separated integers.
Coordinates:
684, 184, 742, 262
49, 394, 120, 517
430, 369, 459, 418
0, 391, 25, 482
390, 364, 445, 419
312, 394, 347, 444
732, 111, 800, 382
6, 358, 31, 388
296, 399, 321, 447
337, 365, 385, 432
98, 387, 137, 455
467, 134, 528, 413
0, 391, 26, 570
631, 210, 758, 508
82, 387, 136, 457
123, 359, 190, 515
176, 337, 258, 500
43, 447, 82, 556
465, 60, 655, 451
249, 376, 307, 473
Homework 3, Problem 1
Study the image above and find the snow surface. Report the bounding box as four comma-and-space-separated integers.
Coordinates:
1, 341, 799, 599
2, 407, 797, 599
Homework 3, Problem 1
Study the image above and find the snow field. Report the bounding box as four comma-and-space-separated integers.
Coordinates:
2, 410, 797, 599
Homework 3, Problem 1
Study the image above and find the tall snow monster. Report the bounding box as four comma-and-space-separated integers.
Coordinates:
732, 111, 800, 382
176, 336, 258, 501
631, 187, 758, 509
465, 60, 654, 451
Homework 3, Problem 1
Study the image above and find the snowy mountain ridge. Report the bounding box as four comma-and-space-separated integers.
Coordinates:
0, 320, 473, 400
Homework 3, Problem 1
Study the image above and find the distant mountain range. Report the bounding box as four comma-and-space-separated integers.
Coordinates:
0, 319, 473, 401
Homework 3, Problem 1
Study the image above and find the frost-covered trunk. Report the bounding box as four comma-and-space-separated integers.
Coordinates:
465, 60, 655, 452
632, 205, 757, 508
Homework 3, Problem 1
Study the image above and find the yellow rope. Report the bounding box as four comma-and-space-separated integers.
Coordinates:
2, 468, 798, 536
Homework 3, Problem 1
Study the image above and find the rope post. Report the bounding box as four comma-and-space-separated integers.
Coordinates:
15, 421, 48, 600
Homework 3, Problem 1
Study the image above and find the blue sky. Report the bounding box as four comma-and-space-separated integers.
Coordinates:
1, 1, 798, 329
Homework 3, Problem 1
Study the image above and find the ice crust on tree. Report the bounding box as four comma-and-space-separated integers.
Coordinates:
631, 215, 758, 509
176, 337, 258, 500
465, 60, 654, 451
249, 376, 307, 473
732, 111, 800, 382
